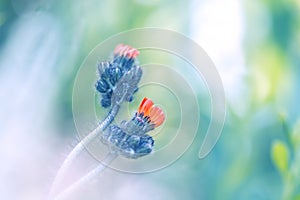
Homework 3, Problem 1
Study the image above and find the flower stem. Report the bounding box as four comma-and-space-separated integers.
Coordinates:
54, 152, 118, 200
48, 105, 120, 199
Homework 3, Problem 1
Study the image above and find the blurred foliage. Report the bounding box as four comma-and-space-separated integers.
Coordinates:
1, 0, 300, 199
271, 117, 300, 199
271, 140, 289, 175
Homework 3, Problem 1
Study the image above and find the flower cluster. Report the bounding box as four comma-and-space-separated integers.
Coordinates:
49, 44, 164, 200
95, 45, 165, 159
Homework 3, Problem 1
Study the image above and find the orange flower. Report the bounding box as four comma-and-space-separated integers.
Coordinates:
138, 97, 165, 128
114, 44, 139, 59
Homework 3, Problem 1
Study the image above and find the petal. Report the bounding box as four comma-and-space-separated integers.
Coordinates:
149, 106, 165, 127
114, 44, 139, 59
143, 100, 154, 116
149, 106, 160, 120
154, 112, 165, 127
138, 97, 148, 113
127, 47, 139, 58
138, 98, 154, 116
114, 44, 125, 55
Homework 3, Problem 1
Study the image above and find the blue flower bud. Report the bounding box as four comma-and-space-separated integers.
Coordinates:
95, 44, 141, 108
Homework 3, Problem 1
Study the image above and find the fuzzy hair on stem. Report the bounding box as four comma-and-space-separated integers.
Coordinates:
53, 152, 118, 200
48, 105, 120, 199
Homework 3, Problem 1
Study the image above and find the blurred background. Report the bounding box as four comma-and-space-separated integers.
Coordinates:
0, 0, 300, 199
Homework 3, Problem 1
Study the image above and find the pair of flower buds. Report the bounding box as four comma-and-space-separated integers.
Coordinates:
95, 44, 165, 159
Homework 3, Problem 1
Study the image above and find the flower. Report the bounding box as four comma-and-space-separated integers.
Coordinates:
101, 98, 165, 159
95, 44, 141, 108
136, 97, 165, 128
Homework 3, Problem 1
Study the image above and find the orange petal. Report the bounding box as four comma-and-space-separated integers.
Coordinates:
114, 44, 139, 59
127, 47, 139, 58
138, 98, 153, 116
131, 49, 139, 58
151, 108, 163, 121
138, 98, 148, 113
123, 46, 130, 56
149, 106, 160, 120
137, 98, 165, 127
143, 100, 154, 116
154, 112, 165, 127
149, 106, 165, 127
114, 44, 125, 55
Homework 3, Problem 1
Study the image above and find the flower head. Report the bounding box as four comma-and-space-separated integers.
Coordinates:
101, 98, 165, 159
123, 97, 165, 135
96, 44, 141, 108
136, 97, 165, 128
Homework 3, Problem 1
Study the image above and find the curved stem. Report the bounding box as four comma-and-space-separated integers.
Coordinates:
48, 105, 120, 199
54, 152, 118, 200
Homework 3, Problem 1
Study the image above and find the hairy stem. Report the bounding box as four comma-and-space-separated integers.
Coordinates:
48, 105, 120, 199
54, 152, 117, 200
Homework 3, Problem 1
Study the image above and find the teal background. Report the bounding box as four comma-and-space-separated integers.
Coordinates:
0, 0, 300, 199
